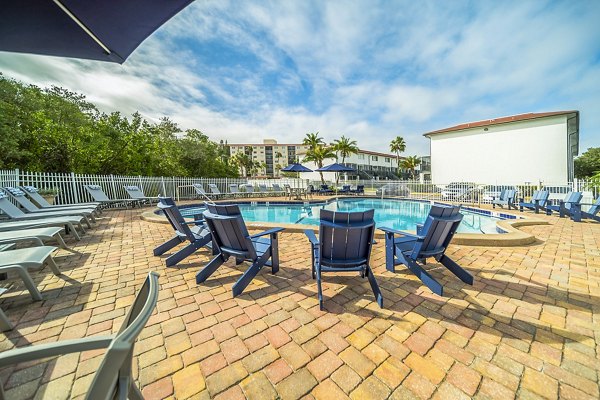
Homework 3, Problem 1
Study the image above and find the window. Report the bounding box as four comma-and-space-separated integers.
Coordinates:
358, 154, 364, 160
372, 155, 378, 161
385, 157, 390, 162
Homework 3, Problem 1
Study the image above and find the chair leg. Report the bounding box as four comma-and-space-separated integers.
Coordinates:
82, 216, 92, 229
316, 266, 324, 310
45, 257, 61, 276
0, 307, 13, 331
166, 243, 200, 267
66, 223, 81, 240
400, 255, 443, 296
270, 234, 279, 274
7, 266, 44, 301
196, 254, 226, 284
55, 233, 68, 249
232, 256, 267, 297
128, 381, 144, 400
438, 255, 473, 285
384, 233, 396, 272
153, 236, 182, 256
365, 266, 383, 308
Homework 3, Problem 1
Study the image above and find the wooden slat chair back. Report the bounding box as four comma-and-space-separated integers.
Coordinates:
319, 210, 374, 269
305, 209, 382, 310
154, 197, 212, 267
570, 195, 600, 222
198, 203, 284, 296
410, 205, 463, 261
381, 204, 472, 296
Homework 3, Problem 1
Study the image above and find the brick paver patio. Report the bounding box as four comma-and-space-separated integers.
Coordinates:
0, 204, 599, 399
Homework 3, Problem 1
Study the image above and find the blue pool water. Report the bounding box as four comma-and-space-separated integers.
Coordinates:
177, 198, 505, 234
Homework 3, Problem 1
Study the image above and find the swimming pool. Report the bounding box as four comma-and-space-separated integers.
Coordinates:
175, 198, 508, 234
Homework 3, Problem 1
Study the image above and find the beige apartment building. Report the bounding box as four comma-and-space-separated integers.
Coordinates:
227, 139, 400, 179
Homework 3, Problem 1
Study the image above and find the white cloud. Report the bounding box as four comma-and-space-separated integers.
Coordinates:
1, 0, 599, 156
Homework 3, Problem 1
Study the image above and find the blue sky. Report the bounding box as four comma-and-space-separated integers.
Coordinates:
1, 0, 599, 155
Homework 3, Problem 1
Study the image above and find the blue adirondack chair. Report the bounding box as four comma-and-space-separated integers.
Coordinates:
197, 203, 285, 296
351, 185, 365, 196
571, 196, 600, 222
154, 197, 212, 267
380, 204, 472, 296
544, 191, 582, 217
304, 209, 382, 310
339, 185, 351, 194
319, 184, 334, 195
519, 190, 549, 213
492, 189, 516, 209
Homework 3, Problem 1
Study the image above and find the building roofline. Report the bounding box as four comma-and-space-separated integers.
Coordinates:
423, 110, 579, 137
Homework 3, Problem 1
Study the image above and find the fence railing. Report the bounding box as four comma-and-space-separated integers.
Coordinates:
0, 169, 307, 207
1, 169, 598, 208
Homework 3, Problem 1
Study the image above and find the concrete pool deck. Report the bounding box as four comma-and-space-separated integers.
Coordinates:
1, 201, 598, 399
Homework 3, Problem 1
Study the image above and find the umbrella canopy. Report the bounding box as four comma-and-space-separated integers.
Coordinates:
0, 0, 194, 63
315, 163, 356, 172
281, 163, 313, 173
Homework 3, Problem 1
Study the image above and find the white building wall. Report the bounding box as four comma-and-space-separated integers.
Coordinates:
429, 116, 569, 184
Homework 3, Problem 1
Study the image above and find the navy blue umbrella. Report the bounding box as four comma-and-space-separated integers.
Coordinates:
281, 163, 313, 172
0, 0, 194, 63
315, 163, 356, 172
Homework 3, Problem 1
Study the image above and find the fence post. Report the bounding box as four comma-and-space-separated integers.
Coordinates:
161, 177, 166, 197
71, 172, 79, 203
172, 176, 176, 197
110, 174, 118, 198
15, 168, 20, 186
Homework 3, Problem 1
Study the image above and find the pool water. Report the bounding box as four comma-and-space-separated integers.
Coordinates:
178, 198, 503, 234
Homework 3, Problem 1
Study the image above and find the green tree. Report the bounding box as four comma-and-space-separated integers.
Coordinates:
400, 156, 422, 179
303, 132, 325, 150
575, 147, 600, 178
0, 74, 239, 178
331, 136, 359, 185
332, 136, 359, 164
304, 145, 336, 184
389, 136, 406, 175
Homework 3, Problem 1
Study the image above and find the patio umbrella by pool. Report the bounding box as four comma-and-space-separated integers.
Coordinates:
316, 163, 356, 187
0, 0, 194, 63
281, 163, 313, 173
281, 163, 312, 185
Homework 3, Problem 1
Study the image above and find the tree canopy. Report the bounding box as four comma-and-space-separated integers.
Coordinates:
0, 74, 238, 178
574, 147, 600, 178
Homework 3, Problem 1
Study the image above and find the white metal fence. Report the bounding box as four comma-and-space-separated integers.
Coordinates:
1, 169, 598, 208
0, 169, 306, 206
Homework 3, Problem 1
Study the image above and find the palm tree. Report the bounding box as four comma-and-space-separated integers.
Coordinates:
332, 136, 359, 164
400, 156, 422, 179
303, 132, 325, 151
274, 151, 283, 176
304, 145, 336, 184
389, 136, 406, 176
331, 135, 359, 185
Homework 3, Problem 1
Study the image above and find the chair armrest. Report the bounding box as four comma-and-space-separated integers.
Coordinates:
379, 226, 424, 240
415, 223, 424, 235
0, 336, 114, 367
303, 229, 319, 246
249, 227, 285, 239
